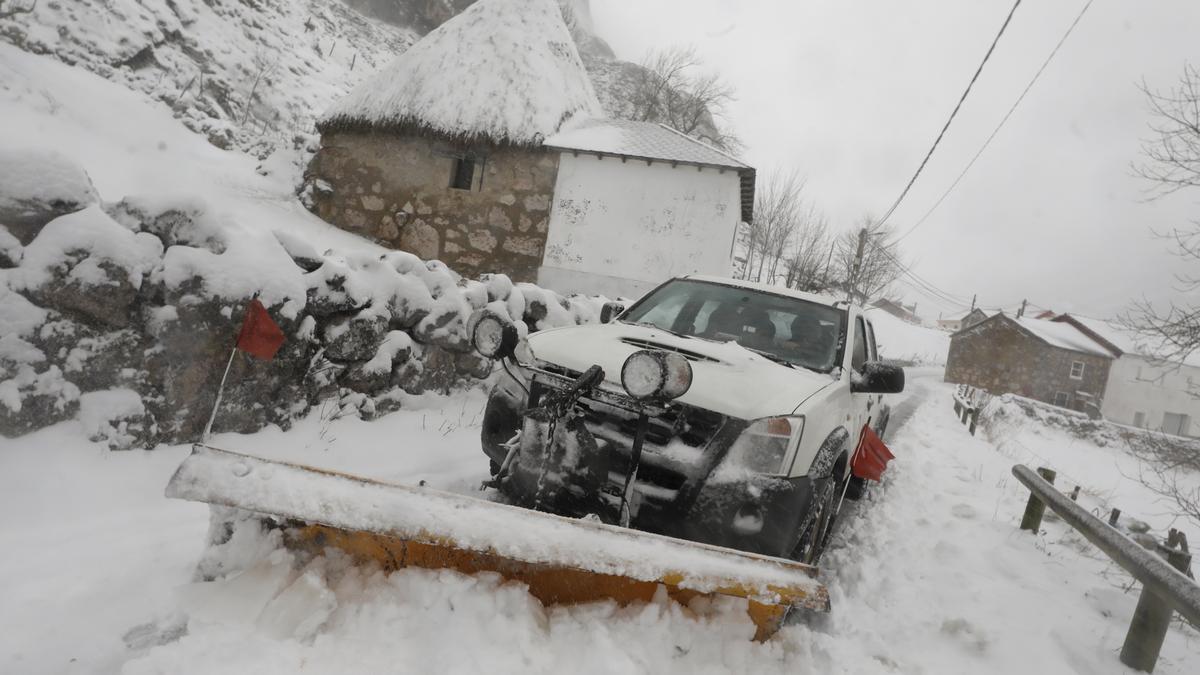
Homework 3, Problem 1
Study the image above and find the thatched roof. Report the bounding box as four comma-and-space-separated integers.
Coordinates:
319, 0, 602, 146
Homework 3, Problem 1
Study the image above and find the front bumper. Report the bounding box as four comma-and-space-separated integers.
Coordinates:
480, 365, 814, 557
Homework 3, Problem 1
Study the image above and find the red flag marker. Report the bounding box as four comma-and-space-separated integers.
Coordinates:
236, 299, 285, 360
851, 425, 895, 482
202, 299, 286, 440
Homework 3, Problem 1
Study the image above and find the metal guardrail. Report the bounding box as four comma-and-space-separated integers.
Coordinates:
1013, 464, 1199, 672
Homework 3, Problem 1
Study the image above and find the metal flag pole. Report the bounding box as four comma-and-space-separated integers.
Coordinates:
201, 346, 238, 443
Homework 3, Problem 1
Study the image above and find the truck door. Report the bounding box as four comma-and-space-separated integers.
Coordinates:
849, 315, 872, 442
864, 318, 883, 424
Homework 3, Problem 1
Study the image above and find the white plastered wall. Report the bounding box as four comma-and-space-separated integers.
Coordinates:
538, 152, 740, 299
1102, 354, 1200, 435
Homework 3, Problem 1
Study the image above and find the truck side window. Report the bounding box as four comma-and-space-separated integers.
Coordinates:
852, 317, 868, 372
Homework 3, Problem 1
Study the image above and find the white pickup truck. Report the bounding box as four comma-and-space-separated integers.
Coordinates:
474, 275, 904, 563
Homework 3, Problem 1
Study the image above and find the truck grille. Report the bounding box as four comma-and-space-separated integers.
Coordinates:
528, 366, 727, 504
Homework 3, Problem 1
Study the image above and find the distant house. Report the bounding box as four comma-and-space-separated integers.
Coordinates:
871, 298, 919, 324
1054, 314, 1200, 437
945, 313, 1115, 414
937, 308, 987, 333
304, 0, 753, 297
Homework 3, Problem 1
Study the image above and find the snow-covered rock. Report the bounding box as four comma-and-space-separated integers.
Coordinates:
78, 388, 156, 450
0, 147, 99, 244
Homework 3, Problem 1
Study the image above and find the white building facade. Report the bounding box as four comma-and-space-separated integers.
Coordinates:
538, 119, 754, 299
1057, 315, 1200, 437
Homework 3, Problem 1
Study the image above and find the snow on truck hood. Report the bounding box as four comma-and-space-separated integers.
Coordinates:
526, 322, 834, 420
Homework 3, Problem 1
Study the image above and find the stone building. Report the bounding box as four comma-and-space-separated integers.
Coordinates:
945, 313, 1115, 414
305, 0, 755, 296
306, 0, 602, 283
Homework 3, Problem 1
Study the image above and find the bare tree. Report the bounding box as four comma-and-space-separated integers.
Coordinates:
0, 0, 37, 19
1124, 430, 1200, 533
627, 45, 741, 151
782, 210, 833, 293
1125, 65, 1200, 364
240, 49, 280, 128
833, 215, 904, 305
740, 170, 801, 283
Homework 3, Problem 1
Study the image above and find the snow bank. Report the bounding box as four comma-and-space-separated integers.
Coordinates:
865, 308, 950, 365
320, 0, 602, 144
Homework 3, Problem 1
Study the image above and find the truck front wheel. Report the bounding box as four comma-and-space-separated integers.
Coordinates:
789, 476, 837, 564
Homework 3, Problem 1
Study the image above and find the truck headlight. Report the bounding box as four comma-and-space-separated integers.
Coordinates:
472, 313, 519, 360
620, 350, 692, 400
720, 416, 804, 476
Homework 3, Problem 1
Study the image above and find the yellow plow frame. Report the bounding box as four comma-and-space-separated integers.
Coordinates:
166, 445, 830, 640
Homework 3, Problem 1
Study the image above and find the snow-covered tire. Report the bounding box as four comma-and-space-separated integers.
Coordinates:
790, 477, 837, 564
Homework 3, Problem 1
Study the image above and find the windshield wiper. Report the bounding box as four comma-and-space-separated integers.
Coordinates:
622, 320, 718, 342
744, 347, 797, 369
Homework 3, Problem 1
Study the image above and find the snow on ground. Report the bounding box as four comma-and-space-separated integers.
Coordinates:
4, 373, 1198, 674
865, 308, 951, 366
981, 396, 1200, 535
0, 41, 383, 259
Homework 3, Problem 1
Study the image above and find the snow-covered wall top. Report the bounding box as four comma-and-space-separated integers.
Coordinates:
320, 0, 602, 145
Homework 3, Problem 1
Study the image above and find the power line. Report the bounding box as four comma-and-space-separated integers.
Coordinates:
895, 0, 1095, 243
871, 0, 1024, 231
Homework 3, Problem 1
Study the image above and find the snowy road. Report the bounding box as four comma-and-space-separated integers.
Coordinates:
3, 378, 1199, 674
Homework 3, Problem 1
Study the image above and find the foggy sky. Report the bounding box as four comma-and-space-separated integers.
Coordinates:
591, 0, 1200, 320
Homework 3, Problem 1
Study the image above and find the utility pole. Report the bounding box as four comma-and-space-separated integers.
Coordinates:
1018, 299, 1027, 318
970, 294, 977, 311
848, 227, 867, 303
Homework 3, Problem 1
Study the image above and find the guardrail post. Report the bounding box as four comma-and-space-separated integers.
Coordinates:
1119, 533, 1193, 672
1019, 467, 1057, 532
954, 399, 962, 415
968, 409, 979, 436
1109, 508, 1121, 526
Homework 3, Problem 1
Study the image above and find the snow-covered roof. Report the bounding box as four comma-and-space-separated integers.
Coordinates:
544, 118, 751, 170
1060, 314, 1200, 368
1009, 315, 1115, 357
319, 0, 602, 145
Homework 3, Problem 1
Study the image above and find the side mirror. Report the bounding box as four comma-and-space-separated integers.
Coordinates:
600, 301, 626, 324
852, 362, 905, 394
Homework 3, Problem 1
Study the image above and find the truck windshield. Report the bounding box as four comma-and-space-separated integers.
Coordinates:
621, 279, 846, 372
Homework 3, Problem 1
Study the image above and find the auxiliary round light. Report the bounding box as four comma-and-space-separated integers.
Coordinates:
620, 350, 692, 401
472, 314, 519, 360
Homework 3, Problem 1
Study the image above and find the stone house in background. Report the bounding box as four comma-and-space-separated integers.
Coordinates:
936, 307, 988, 333
945, 313, 1114, 415
304, 0, 753, 297
870, 298, 919, 324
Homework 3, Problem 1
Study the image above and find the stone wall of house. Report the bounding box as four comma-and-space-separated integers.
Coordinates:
304, 132, 557, 283
945, 317, 1112, 413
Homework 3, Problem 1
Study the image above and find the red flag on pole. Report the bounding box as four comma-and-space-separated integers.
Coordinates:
236, 299, 285, 360
851, 425, 895, 482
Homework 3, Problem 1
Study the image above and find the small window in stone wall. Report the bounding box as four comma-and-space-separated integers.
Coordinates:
1069, 360, 1085, 380
450, 156, 475, 190
1053, 391, 1070, 408
1133, 411, 1146, 427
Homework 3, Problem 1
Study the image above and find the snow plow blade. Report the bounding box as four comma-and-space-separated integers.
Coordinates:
166, 445, 829, 640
